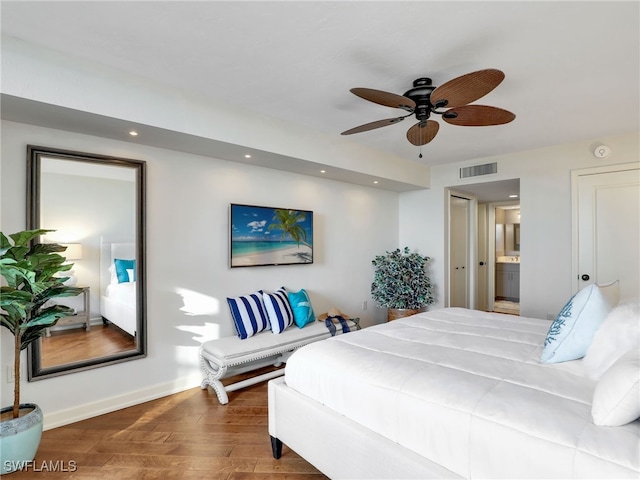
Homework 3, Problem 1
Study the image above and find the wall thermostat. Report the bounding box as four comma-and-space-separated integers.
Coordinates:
594, 145, 611, 158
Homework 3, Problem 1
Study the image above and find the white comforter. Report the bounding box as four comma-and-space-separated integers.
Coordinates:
104, 281, 136, 304
284, 308, 639, 479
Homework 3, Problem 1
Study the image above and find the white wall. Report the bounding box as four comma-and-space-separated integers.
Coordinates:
400, 131, 639, 320
42, 173, 136, 318
1, 120, 397, 427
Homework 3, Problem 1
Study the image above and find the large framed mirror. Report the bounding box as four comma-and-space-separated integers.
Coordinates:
26, 145, 146, 380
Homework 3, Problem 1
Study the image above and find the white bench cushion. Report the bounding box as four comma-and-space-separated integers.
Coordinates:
202, 320, 351, 366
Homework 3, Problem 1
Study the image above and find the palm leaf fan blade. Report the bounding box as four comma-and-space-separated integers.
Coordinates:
430, 69, 505, 109
443, 105, 515, 126
406, 120, 439, 146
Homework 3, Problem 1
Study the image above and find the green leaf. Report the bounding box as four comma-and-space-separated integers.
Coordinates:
9, 229, 54, 247
30, 243, 67, 255
22, 305, 75, 330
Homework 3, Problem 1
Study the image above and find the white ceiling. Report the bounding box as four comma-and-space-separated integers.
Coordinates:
1, 1, 638, 172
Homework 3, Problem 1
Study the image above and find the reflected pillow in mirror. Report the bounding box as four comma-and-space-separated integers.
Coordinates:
114, 258, 136, 283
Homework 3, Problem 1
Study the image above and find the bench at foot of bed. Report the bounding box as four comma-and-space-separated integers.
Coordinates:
200, 319, 358, 404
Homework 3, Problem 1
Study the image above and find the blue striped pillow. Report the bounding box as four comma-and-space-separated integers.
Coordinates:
227, 291, 270, 339
263, 287, 294, 334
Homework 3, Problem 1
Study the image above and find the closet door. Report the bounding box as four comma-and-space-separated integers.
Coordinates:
575, 165, 640, 301
450, 196, 470, 307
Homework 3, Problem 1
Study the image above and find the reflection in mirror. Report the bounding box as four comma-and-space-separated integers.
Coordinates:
495, 206, 520, 256
26, 146, 146, 380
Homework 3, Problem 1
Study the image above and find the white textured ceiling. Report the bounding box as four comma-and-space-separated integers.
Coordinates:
1, 1, 639, 167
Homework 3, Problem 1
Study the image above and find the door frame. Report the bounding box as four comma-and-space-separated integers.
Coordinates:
486, 200, 520, 312
571, 162, 640, 294
445, 189, 477, 308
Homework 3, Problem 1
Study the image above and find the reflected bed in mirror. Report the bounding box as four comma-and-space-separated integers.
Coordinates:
26, 145, 146, 380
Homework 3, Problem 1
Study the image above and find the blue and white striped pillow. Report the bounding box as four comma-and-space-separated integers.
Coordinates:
263, 287, 294, 334
227, 291, 270, 339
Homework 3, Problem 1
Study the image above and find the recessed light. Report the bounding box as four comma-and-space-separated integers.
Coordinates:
129, 130, 138, 137
373, 180, 379, 184
320, 170, 326, 173
244, 154, 252, 159
508, 194, 519, 198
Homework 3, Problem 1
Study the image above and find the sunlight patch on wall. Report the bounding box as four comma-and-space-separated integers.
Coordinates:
175, 323, 220, 344
176, 288, 220, 316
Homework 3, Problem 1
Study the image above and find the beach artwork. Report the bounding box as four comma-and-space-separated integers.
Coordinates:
230, 204, 313, 267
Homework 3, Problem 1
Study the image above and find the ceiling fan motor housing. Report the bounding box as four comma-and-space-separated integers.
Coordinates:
404, 78, 437, 120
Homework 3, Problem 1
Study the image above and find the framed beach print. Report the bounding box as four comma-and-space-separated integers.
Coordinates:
230, 203, 314, 268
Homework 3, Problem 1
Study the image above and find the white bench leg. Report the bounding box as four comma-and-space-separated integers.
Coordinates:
200, 350, 230, 404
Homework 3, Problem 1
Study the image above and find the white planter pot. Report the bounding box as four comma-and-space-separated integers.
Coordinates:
0, 404, 43, 475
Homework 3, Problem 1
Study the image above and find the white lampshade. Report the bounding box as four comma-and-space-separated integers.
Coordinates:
61, 243, 83, 261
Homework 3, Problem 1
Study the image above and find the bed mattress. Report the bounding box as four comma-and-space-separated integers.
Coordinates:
284, 308, 639, 478
104, 282, 136, 304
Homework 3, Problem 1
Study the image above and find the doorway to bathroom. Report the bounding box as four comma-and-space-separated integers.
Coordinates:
445, 179, 520, 314
492, 204, 520, 315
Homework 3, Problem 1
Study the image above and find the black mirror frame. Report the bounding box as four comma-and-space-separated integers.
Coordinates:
26, 145, 147, 380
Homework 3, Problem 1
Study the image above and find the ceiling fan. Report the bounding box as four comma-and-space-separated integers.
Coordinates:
341, 69, 515, 152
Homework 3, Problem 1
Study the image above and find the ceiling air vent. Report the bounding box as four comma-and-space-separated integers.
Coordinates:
460, 162, 497, 178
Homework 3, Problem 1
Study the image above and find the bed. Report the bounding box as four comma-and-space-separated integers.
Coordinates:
99, 240, 137, 337
268, 306, 640, 479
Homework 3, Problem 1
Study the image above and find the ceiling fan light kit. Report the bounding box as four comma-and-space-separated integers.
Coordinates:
341, 69, 516, 151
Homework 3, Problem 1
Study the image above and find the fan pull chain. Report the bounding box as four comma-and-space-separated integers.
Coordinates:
418, 123, 423, 158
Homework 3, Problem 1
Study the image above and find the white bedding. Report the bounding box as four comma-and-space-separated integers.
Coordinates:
104, 282, 136, 304
284, 308, 640, 478
99, 241, 137, 337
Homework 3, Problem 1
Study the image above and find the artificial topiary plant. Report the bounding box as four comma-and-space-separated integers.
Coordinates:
371, 247, 434, 309
1, 229, 82, 418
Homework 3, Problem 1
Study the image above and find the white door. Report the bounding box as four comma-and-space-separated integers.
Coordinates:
575, 165, 640, 301
450, 196, 469, 307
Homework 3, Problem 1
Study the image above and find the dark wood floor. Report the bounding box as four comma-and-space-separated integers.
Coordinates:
41, 324, 136, 368
9, 369, 327, 479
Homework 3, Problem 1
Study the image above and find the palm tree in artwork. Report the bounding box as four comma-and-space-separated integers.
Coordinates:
268, 209, 310, 248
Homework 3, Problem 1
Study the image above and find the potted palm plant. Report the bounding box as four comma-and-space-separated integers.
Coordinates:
371, 247, 434, 321
1, 229, 82, 474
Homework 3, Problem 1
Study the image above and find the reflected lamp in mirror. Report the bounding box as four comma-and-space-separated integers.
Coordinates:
60, 242, 82, 286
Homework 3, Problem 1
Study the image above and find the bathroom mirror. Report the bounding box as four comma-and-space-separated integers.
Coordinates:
26, 145, 146, 380
496, 223, 520, 255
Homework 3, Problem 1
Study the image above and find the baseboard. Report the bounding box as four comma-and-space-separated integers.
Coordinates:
42, 373, 203, 430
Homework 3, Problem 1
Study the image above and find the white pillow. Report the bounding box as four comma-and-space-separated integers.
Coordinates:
108, 265, 118, 284
540, 283, 617, 364
599, 280, 620, 308
583, 299, 640, 379
592, 348, 640, 426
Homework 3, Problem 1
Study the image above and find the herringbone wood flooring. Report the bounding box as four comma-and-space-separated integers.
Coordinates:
9, 368, 327, 479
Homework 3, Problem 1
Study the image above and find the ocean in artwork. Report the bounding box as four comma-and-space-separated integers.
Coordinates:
231, 240, 301, 256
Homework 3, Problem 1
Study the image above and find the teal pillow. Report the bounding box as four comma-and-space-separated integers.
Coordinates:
287, 289, 315, 328
540, 283, 615, 363
114, 258, 136, 283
